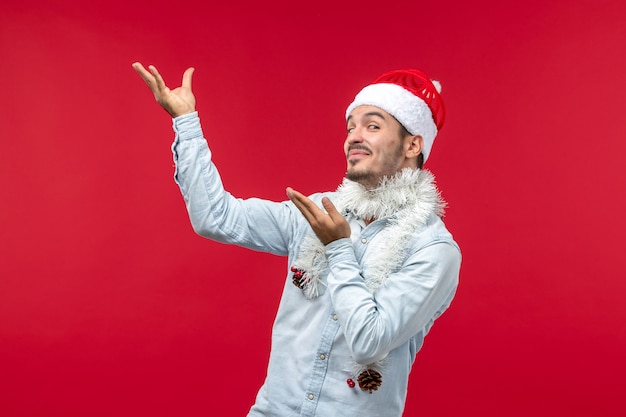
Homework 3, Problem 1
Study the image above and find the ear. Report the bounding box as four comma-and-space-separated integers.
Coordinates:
405, 134, 424, 159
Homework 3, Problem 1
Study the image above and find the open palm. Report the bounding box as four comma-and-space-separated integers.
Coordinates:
132, 62, 196, 118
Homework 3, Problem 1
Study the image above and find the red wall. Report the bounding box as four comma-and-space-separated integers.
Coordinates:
1, 0, 625, 415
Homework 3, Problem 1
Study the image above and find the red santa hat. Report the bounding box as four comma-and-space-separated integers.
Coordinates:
345, 69, 445, 163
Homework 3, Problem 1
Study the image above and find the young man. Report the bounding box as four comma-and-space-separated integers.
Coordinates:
133, 63, 461, 416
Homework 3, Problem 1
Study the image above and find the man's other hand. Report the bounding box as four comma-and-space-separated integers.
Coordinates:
287, 188, 351, 245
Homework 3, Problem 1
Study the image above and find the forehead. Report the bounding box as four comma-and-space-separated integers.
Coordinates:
347, 105, 397, 124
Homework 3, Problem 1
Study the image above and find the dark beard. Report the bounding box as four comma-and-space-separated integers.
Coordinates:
346, 141, 406, 189
345, 170, 381, 189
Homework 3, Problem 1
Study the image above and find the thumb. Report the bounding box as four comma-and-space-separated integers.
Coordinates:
182, 67, 195, 89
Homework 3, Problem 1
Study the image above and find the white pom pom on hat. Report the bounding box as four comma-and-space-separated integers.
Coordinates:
346, 69, 445, 163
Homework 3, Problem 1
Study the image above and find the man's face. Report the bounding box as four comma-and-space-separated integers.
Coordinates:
344, 105, 419, 189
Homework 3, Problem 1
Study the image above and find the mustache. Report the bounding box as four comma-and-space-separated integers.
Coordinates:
347, 144, 372, 153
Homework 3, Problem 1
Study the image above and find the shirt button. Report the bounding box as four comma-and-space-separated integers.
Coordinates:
333, 314, 338, 321
320, 353, 326, 360
361, 238, 367, 244
308, 394, 314, 400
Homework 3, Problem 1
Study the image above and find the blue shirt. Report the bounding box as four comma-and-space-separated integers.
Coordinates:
172, 112, 461, 416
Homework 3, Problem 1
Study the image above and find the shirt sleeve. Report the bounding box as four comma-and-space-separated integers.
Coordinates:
171, 112, 296, 256
325, 237, 461, 364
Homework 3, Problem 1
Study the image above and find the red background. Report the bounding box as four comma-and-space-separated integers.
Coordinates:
1, 0, 625, 415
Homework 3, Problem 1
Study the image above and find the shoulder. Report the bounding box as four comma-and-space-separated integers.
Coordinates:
411, 213, 461, 254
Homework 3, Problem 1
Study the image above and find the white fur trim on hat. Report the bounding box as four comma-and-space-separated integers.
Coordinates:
345, 83, 438, 162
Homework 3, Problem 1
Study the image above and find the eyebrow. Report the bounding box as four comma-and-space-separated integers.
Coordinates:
346, 111, 387, 123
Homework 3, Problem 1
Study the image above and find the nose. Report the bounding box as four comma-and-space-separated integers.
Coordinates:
346, 127, 364, 144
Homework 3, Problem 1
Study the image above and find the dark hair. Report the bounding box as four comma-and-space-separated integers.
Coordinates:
399, 124, 424, 169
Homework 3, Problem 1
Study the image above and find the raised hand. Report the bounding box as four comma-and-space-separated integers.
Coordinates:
132, 62, 196, 118
286, 187, 351, 245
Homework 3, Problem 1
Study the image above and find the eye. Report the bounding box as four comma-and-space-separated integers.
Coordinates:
347, 127, 355, 134
368, 124, 380, 130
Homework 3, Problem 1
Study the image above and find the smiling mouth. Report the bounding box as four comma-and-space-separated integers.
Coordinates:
347, 146, 371, 159
348, 150, 369, 158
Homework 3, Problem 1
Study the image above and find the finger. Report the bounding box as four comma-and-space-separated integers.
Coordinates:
132, 61, 147, 75
286, 187, 325, 221
148, 65, 168, 93
132, 61, 148, 75
286, 187, 311, 216
132, 62, 157, 88
321, 197, 344, 224
182, 67, 195, 90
